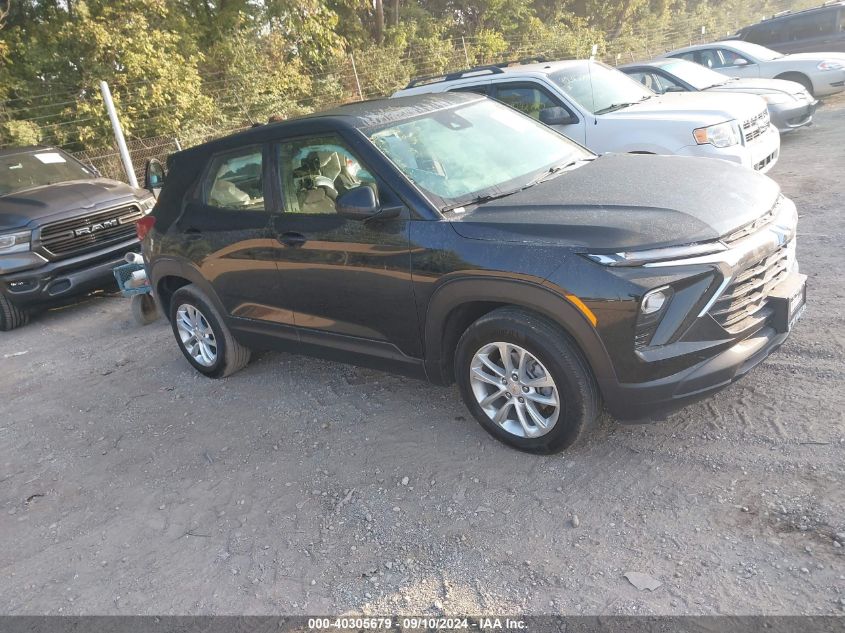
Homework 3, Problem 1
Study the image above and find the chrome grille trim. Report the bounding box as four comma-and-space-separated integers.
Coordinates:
709, 244, 791, 332
39, 204, 142, 259
743, 109, 771, 143
723, 195, 782, 245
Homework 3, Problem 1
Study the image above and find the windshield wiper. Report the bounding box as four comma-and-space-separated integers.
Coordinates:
594, 95, 650, 115
594, 102, 634, 115
442, 189, 523, 213
524, 158, 593, 189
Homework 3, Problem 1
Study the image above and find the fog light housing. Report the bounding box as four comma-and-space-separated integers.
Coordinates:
635, 286, 673, 348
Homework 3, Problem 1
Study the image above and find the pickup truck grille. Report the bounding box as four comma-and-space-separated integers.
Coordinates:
709, 242, 791, 333
39, 205, 142, 259
743, 110, 771, 143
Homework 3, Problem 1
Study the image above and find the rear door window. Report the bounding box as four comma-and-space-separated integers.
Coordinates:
204, 147, 265, 211
785, 10, 837, 41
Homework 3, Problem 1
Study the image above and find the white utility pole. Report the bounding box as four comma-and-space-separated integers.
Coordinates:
99, 80, 138, 188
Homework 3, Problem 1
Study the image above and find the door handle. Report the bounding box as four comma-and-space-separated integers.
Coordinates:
279, 231, 306, 247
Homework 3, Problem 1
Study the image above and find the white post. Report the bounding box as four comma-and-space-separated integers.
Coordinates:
461, 36, 470, 66
99, 81, 138, 188
350, 53, 364, 102
590, 44, 598, 61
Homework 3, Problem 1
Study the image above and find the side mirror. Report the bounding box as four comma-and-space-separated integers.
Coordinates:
337, 185, 402, 221
733, 58, 749, 66
664, 85, 686, 93
539, 106, 577, 126
144, 158, 165, 193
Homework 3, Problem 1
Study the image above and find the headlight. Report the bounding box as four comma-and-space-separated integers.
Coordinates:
693, 121, 741, 148
818, 60, 844, 71
760, 92, 792, 105
139, 196, 156, 214
0, 230, 31, 254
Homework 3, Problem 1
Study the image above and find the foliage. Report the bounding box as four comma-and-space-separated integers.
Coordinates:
0, 0, 821, 156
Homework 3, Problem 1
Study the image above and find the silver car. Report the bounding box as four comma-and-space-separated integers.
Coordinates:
620, 58, 818, 132
664, 40, 845, 97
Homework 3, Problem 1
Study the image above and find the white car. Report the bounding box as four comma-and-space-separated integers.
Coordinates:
664, 40, 845, 97
394, 59, 781, 173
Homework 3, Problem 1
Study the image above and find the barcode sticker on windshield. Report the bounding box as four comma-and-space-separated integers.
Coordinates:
34, 152, 67, 164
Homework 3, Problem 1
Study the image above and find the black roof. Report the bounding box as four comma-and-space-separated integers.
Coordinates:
177, 92, 483, 160
0, 145, 57, 157
747, 0, 844, 26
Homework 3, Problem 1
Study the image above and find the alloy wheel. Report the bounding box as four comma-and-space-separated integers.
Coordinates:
175, 303, 218, 367
469, 342, 560, 438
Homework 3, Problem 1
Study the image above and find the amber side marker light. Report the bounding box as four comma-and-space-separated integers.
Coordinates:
565, 293, 598, 327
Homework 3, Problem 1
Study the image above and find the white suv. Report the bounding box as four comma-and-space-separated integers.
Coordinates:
394, 59, 781, 173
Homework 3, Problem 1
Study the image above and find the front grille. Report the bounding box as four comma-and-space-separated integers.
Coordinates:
709, 243, 791, 333
743, 110, 770, 143
39, 205, 142, 259
753, 150, 778, 171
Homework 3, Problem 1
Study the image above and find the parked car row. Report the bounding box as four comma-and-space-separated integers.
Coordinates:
3, 39, 831, 452
395, 58, 782, 172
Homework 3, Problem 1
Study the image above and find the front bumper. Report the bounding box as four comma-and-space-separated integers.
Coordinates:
769, 99, 817, 132
676, 124, 780, 173
0, 238, 138, 308
605, 321, 797, 420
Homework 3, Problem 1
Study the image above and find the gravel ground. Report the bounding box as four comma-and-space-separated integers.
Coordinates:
1, 95, 844, 617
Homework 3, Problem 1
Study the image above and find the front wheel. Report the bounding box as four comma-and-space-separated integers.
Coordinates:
455, 307, 598, 453
168, 284, 251, 378
0, 293, 30, 331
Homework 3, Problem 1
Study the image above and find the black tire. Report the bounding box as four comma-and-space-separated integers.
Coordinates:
168, 284, 251, 378
0, 293, 30, 331
130, 293, 160, 326
775, 72, 814, 96
455, 307, 599, 453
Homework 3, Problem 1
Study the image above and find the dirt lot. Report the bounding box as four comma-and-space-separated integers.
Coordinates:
1, 97, 844, 617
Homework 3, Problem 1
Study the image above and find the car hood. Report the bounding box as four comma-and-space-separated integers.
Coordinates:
450, 153, 780, 251
705, 77, 808, 97
0, 178, 144, 231
606, 91, 766, 122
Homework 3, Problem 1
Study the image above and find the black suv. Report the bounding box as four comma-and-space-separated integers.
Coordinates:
0, 146, 154, 329
734, 2, 845, 54
142, 93, 806, 453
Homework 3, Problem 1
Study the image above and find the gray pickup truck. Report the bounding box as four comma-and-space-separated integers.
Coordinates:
0, 146, 154, 330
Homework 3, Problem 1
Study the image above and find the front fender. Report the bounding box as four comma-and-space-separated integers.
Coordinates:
422, 275, 617, 394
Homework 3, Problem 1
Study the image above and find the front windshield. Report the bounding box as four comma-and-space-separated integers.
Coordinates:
549, 61, 653, 114
730, 41, 783, 61
0, 150, 93, 196
660, 59, 729, 89
365, 99, 591, 209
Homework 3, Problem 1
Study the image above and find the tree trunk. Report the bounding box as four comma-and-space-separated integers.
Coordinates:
375, 0, 384, 43
391, 0, 399, 27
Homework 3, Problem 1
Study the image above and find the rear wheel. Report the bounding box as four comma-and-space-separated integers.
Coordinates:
169, 284, 251, 378
455, 307, 598, 453
0, 293, 30, 331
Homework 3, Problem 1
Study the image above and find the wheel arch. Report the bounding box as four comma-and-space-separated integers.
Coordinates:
423, 277, 617, 395
149, 258, 225, 320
